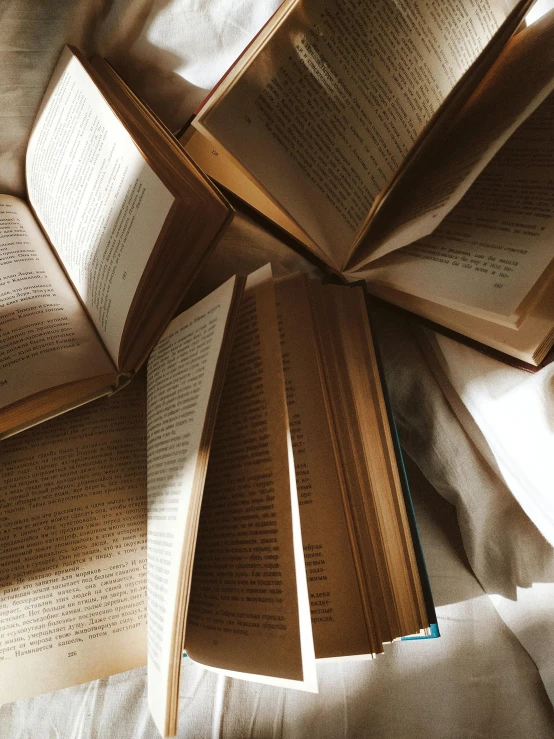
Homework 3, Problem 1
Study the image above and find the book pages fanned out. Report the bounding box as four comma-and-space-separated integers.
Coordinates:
0, 265, 435, 738
184, 0, 554, 365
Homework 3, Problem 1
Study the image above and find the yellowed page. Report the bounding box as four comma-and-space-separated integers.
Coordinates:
360, 89, 554, 322
198, 0, 507, 264
26, 47, 175, 365
275, 275, 371, 658
362, 275, 554, 364
146, 277, 239, 738
183, 130, 330, 266
326, 285, 427, 636
0, 379, 147, 705
185, 266, 317, 691
350, 6, 554, 268
0, 195, 114, 411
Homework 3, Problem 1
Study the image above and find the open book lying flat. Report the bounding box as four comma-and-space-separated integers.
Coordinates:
183, 0, 554, 366
0, 266, 436, 738
0, 45, 231, 439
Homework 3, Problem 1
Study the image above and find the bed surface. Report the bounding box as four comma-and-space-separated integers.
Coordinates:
1, 1, 553, 736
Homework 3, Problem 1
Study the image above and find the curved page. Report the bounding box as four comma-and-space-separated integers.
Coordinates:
200, 0, 507, 265
146, 276, 239, 737
0, 196, 114, 411
184, 267, 317, 692
26, 47, 175, 364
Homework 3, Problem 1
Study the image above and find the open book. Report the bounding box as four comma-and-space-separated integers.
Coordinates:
183, 0, 554, 366
0, 45, 231, 439
0, 266, 435, 738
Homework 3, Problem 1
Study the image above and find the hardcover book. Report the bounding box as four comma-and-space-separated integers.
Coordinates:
0, 266, 436, 738
183, 0, 554, 366
0, 45, 232, 439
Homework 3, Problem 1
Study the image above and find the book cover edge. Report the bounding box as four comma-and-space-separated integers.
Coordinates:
355, 282, 440, 639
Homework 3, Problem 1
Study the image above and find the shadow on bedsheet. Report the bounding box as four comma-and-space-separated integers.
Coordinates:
401, 456, 480, 608
77, 0, 220, 133
0, 0, 210, 201
372, 307, 554, 604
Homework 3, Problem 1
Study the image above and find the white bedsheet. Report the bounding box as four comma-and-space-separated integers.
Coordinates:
416, 328, 554, 705
0, 0, 553, 736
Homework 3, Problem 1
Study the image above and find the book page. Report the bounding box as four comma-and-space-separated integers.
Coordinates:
146, 277, 240, 738
199, 0, 507, 264
26, 47, 175, 365
360, 90, 554, 321
0, 379, 147, 705
183, 130, 330, 266
0, 195, 115, 412
184, 267, 317, 691
350, 6, 554, 268
275, 275, 372, 659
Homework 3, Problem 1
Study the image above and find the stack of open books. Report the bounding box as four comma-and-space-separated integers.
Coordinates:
1, 1, 554, 735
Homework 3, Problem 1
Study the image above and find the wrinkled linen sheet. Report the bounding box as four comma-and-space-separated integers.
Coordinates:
415, 328, 554, 705
1, 0, 553, 736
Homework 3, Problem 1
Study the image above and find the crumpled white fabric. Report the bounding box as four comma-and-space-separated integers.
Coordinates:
0, 0, 281, 198
422, 333, 554, 548
412, 327, 554, 705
